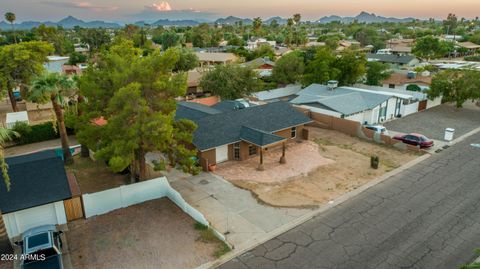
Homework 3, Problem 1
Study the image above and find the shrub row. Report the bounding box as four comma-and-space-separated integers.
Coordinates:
12, 122, 60, 145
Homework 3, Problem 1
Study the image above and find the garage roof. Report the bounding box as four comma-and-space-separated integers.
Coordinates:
0, 150, 72, 214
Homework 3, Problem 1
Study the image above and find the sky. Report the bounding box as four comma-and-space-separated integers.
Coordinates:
2, 0, 480, 23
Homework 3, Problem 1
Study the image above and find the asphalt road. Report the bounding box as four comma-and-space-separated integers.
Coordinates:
220, 131, 480, 269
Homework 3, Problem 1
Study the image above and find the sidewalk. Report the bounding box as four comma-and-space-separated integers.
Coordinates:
4, 135, 79, 157
163, 169, 313, 248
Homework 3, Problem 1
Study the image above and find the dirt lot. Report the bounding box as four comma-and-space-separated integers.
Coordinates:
66, 198, 221, 269
231, 127, 422, 208
65, 155, 130, 194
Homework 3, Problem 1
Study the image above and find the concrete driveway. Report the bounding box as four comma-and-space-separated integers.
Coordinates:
165, 170, 313, 249
384, 103, 480, 141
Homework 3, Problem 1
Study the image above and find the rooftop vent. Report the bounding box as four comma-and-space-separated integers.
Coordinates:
327, 80, 338, 90
407, 71, 417, 79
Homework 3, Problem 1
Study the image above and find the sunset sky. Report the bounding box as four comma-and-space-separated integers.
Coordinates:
2, 0, 480, 22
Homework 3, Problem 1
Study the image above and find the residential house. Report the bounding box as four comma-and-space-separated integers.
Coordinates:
0, 151, 79, 239
382, 71, 432, 91
354, 84, 443, 115
247, 38, 276, 51
250, 85, 302, 103
274, 46, 292, 57
44, 56, 70, 73
457, 41, 480, 55
290, 83, 399, 124
195, 52, 238, 66
175, 101, 312, 170
366, 53, 420, 69
242, 57, 276, 77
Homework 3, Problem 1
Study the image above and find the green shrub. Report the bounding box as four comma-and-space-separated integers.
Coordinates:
12, 122, 60, 145
464, 55, 480, 62
406, 84, 422, 92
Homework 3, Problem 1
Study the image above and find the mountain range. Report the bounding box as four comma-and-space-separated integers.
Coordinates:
0, 16, 121, 30
318, 12, 416, 24
0, 12, 418, 31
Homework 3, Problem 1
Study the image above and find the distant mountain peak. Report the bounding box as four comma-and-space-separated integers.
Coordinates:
318, 12, 415, 24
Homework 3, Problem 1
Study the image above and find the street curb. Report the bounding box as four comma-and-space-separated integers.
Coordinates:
196, 127, 480, 269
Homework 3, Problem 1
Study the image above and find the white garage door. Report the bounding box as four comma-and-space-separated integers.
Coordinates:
3, 202, 67, 238
215, 145, 229, 163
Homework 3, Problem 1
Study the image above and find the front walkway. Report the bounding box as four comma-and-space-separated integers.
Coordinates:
164, 169, 313, 249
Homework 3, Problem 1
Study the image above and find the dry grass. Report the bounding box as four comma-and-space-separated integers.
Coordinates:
65, 155, 129, 193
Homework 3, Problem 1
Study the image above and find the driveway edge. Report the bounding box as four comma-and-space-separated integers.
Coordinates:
197, 126, 480, 269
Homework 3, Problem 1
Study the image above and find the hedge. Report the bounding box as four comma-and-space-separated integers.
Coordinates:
464, 55, 480, 62
12, 122, 60, 145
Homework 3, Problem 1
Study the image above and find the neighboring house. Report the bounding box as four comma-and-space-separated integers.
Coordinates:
305, 41, 326, 47
242, 57, 276, 77
441, 35, 464, 42
250, 85, 302, 103
337, 40, 361, 51
354, 84, 442, 116
62, 65, 82, 76
366, 53, 420, 69
0, 151, 78, 238
247, 38, 276, 51
44, 56, 70, 73
457, 41, 480, 55
195, 52, 238, 66
382, 71, 432, 90
5, 111, 29, 129
175, 101, 312, 169
290, 83, 399, 124
186, 70, 203, 96
274, 46, 292, 57
74, 43, 89, 54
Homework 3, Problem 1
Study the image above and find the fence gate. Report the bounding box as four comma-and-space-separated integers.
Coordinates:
418, 100, 427, 111
64, 197, 84, 221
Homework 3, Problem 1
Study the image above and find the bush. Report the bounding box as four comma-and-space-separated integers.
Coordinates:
12, 122, 60, 145
464, 55, 480, 62
406, 84, 422, 92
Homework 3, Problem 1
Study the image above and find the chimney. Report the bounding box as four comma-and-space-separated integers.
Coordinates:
327, 80, 338, 90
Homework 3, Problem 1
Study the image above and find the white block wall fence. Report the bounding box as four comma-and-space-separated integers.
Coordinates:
82, 177, 209, 226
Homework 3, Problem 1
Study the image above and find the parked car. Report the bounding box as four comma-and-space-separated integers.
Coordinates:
17, 225, 64, 269
393, 133, 434, 148
365, 125, 389, 135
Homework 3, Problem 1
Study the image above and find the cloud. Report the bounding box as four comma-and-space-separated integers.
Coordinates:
130, 2, 218, 22
41, 1, 119, 12
150, 2, 172, 12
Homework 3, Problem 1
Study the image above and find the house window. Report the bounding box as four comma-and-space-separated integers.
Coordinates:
248, 145, 257, 156
291, 127, 297, 138
234, 143, 240, 160
389, 84, 395, 89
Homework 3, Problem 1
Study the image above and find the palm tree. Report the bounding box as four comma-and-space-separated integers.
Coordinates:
0, 127, 19, 254
253, 17, 262, 35
28, 73, 76, 164
293, 13, 301, 25
4, 12, 17, 43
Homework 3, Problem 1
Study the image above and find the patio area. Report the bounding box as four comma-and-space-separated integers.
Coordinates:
214, 140, 334, 183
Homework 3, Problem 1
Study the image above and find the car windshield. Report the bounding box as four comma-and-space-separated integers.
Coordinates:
420, 135, 429, 141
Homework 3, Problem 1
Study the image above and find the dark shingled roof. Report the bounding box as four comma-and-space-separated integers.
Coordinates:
0, 150, 72, 214
366, 53, 417, 64
176, 102, 221, 121
176, 101, 311, 151
239, 126, 286, 146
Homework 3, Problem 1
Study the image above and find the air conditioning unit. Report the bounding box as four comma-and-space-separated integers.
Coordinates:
379, 117, 386, 123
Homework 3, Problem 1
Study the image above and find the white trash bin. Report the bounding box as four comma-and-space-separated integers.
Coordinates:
444, 128, 455, 141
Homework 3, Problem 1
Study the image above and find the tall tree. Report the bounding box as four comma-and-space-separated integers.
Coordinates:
77, 40, 198, 180
174, 47, 199, 72
0, 41, 54, 111
0, 127, 19, 254
272, 51, 305, 84
293, 14, 301, 25
366, 62, 391, 86
28, 73, 76, 164
302, 47, 339, 85
428, 70, 480, 108
333, 49, 366, 86
412, 35, 453, 60
152, 31, 180, 50
253, 17, 263, 35
4, 12, 17, 43
199, 64, 260, 99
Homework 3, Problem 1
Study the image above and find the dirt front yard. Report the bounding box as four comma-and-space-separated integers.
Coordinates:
66, 198, 222, 269
227, 127, 422, 208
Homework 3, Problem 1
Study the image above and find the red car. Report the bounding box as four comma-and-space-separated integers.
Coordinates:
393, 133, 434, 148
